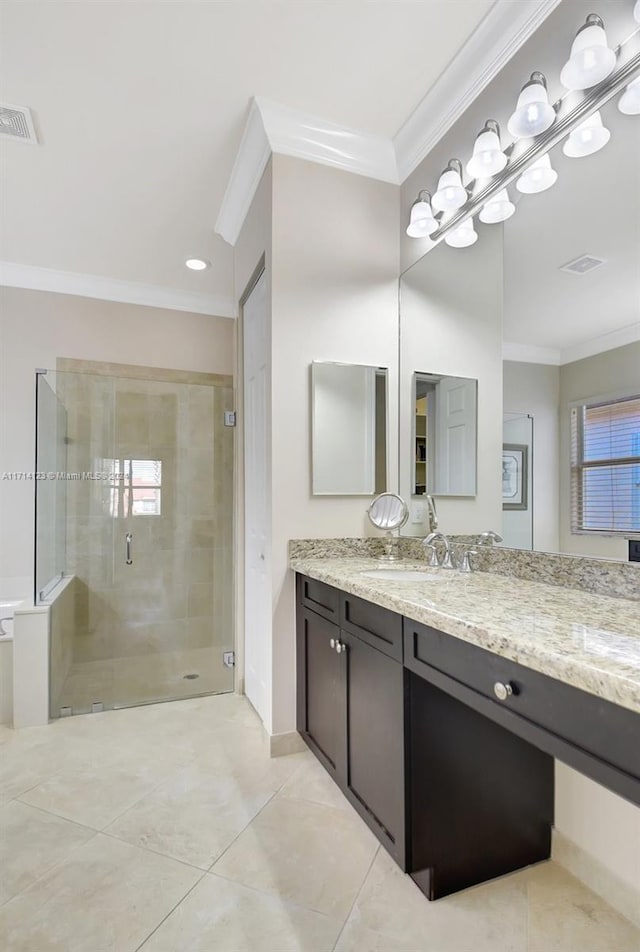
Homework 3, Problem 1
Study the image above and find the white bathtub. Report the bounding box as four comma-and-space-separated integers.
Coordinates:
0, 599, 22, 725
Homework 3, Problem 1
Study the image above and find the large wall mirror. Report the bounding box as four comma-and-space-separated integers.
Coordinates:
311, 361, 388, 495
399, 73, 639, 558
502, 93, 639, 561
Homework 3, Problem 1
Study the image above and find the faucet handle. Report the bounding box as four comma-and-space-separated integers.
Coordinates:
478, 530, 503, 546
423, 542, 439, 567
458, 548, 477, 573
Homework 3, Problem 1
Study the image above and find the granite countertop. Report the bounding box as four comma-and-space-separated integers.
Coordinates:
289, 555, 640, 715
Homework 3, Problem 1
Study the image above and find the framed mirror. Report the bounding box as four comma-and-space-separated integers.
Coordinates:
311, 361, 388, 495
412, 372, 477, 497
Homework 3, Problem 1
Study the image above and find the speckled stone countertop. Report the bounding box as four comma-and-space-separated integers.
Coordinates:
290, 556, 640, 716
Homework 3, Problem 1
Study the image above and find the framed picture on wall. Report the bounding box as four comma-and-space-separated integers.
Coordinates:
502, 443, 528, 511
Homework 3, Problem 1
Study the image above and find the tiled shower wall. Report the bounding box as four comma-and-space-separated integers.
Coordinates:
56, 360, 234, 710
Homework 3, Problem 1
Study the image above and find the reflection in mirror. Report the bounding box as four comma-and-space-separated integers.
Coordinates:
311, 361, 388, 495
502, 414, 533, 550
413, 372, 477, 497
503, 94, 640, 561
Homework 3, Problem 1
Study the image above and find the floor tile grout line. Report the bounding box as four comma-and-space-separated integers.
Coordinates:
330, 844, 381, 952
12, 797, 104, 835
206, 865, 349, 924
0, 827, 103, 910
133, 868, 209, 952
206, 788, 280, 873
99, 828, 213, 875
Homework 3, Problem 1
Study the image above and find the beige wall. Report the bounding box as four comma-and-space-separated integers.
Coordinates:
0, 287, 234, 589
503, 361, 560, 553
559, 342, 640, 560
263, 155, 400, 735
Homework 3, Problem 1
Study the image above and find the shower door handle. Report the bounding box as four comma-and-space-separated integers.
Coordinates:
125, 532, 133, 565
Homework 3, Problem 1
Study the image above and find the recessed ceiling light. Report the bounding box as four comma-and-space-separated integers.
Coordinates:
185, 257, 210, 271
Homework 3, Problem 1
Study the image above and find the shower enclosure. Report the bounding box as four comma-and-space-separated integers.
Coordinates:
35, 362, 234, 717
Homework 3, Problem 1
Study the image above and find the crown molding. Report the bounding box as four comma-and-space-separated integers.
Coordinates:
215, 100, 272, 246
216, 97, 398, 246
393, 0, 563, 182
503, 324, 640, 367
560, 323, 640, 365
503, 341, 561, 365
256, 96, 398, 184
0, 261, 235, 318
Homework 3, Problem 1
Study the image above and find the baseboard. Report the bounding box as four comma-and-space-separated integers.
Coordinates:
552, 830, 640, 929
269, 730, 307, 758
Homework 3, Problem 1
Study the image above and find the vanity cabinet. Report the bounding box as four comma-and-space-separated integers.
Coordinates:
295, 575, 407, 867
295, 572, 640, 902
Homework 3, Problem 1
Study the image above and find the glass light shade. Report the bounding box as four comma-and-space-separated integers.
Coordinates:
444, 217, 478, 248
479, 189, 515, 224
560, 19, 616, 91
507, 78, 556, 138
406, 198, 438, 238
466, 128, 507, 178
635, 0, 640, 24
432, 168, 467, 212
516, 154, 558, 194
563, 111, 610, 157
619, 76, 640, 116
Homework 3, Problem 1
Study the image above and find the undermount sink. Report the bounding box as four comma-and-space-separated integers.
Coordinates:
359, 568, 442, 582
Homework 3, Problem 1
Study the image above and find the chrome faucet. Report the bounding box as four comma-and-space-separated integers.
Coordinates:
478, 529, 503, 546
423, 530, 455, 569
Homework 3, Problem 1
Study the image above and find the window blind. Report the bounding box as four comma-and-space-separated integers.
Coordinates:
571, 395, 640, 534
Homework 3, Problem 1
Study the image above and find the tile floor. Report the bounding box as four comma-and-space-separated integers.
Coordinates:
0, 693, 638, 951
56, 647, 231, 714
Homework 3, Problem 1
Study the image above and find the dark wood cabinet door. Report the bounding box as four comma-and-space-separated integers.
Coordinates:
296, 606, 346, 780
341, 630, 407, 868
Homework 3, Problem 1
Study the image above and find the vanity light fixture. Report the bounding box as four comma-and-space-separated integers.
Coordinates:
466, 120, 508, 178
406, 191, 439, 238
516, 154, 558, 194
560, 15, 617, 91
507, 73, 556, 139
635, 0, 640, 25
444, 216, 478, 248
432, 159, 467, 213
479, 188, 515, 224
619, 75, 640, 115
563, 110, 611, 157
184, 257, 210, 271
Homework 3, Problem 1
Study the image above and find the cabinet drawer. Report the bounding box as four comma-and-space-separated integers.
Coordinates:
341, 592, 402, 661
404, 619, 640, 785
297, 574, 340, 622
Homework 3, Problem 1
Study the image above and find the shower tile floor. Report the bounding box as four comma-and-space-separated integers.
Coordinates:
57, 646, 230, 714
0, 694, 638, 952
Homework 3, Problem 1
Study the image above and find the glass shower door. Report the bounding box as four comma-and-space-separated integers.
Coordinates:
107, 374, 235, 708
44, 367, 234, 717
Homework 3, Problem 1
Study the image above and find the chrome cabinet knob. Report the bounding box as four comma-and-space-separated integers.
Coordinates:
493, 681, 513, 701
329, 638, 336, 649
336, 641, 347, 654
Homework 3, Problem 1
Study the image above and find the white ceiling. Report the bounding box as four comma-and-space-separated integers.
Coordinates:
503, 97, 640, 360
0, 0, 494, 308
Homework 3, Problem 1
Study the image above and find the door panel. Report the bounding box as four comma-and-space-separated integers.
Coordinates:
243, 270, 270, 724
297, 608, 345, 779
342, 631, 406, 865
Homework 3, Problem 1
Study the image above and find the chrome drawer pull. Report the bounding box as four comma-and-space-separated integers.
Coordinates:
493, 681, 513, 701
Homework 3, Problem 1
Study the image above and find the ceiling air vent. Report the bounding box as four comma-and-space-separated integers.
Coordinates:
559, 254, 606, 276
0, 103, 38, 144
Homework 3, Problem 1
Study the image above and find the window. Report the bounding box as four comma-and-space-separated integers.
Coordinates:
571, 394, 640, 534
106, 459, 162, 517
